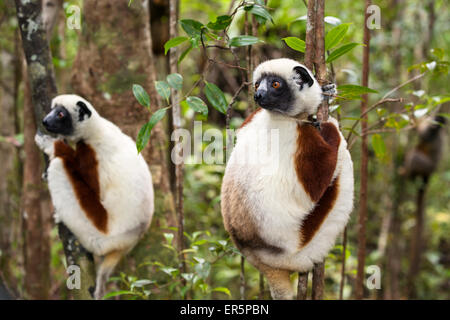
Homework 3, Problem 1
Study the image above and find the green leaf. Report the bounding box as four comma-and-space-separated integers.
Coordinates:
155, 81, 171, 102
247, 5, 273, 23
282, 37, 306, 53
325, 23, 350, 51
180, 19, 204, 37
183, 96, 208, 116
204, 82, 228, 114
207, 15, 232, 30
136, 108, 169, 153
371, 134, 386, 159
229, 35, 262, 47
166, 73, 183, 91
102, 290, 135, 300
178, 44, 193, 64
132, 84, 150, 108
326, 43, 361, 63
338, 84, 378, 96
336, 84, 377, 101
164, 36, 188, 55
213, 287, 231, 297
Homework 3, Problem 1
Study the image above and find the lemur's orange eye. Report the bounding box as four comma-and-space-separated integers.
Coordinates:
255, 83, 259, 90
58, 112, 64, 119
272, 81, 280, 89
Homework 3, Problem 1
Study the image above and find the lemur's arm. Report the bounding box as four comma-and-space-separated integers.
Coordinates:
35, 132, 60, 159
294, 119, 341, 203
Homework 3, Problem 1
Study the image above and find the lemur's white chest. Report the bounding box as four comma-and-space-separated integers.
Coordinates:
226, 110, 314, 250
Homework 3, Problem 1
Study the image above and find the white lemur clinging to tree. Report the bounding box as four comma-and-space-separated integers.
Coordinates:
221, 58, 354, 300
35, 94, 154, 300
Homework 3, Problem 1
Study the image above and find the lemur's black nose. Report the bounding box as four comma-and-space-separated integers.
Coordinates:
42, 118, 48, 126
254, 92, 262, 101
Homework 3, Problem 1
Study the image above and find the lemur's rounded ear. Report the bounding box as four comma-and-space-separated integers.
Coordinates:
76, 101, 92, 121
293, 66, 314, 88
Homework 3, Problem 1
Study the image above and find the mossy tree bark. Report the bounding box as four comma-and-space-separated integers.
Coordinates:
15, 0, 96, 300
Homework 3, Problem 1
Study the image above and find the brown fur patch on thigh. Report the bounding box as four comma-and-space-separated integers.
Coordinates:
221, 178, 282, 254
54, 140, 108, 233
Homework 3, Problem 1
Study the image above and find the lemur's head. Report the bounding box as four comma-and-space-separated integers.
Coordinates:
418, 115, 446, 141
43, 94, 97, 139
253, 58, 322, 117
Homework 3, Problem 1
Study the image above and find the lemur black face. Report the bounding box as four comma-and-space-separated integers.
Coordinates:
42, 104, 74, 135
254, 73, 294, 113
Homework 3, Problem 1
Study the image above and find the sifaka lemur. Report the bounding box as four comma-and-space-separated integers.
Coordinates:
221, 58, 354, 300
35, 94, 154, 299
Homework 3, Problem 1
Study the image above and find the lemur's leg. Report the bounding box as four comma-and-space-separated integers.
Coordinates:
94, 250, 125, 300
34, 133, 58, 158
263, 267, 294, 300
251, 259, 294, 300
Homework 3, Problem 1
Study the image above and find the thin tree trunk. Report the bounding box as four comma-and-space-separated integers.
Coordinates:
311, 262, 325, 300
310, 0, 328, 298
258, 272, 264, 299
168, 0, 187, 290
339, 227, 348, 299
304, 0, 317, 70
385, 142, 405, 300
356, 0, 372, 300
297, 272, 308, 300
240, 256, 245, 300
297, 0, 318, 296
407, 180, 427, 299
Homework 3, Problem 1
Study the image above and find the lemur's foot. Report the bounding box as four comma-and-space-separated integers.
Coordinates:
321, 83, 337, 103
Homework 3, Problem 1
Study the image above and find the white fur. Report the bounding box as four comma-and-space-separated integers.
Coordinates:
36, 94, 154, 256
253, 58, 323, 116
225, 110, 353, 272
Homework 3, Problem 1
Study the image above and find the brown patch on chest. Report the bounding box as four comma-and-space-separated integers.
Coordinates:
300, 177, 340, 247
240, 108, 262, 129
294, 122, 340, 203
221, 179, 283, 254
54, 140, 108, 233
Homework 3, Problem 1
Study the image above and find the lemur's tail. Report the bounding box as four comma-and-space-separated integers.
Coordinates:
94, 250, 125, 300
